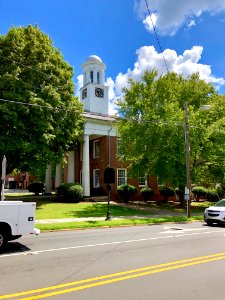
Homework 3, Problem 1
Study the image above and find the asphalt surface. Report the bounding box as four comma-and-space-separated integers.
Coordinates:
1, 222, 225, 299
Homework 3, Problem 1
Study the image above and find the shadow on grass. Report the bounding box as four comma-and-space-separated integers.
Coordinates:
5, 194, 57, 209
5, 195, 153, 218
65, 203, 152, 218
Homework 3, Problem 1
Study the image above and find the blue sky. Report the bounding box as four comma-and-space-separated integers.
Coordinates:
1, 0, 225, 114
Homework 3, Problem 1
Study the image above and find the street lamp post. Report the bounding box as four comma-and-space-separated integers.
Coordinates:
184, 105, 191, 218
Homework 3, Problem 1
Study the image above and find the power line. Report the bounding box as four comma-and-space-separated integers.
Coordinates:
0, 97, 75, 112
144, 0, 169, 73
120, 115, 225, 135
0, 97, 224, 136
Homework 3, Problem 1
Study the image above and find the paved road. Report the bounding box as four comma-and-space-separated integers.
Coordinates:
1, 222, 225, 299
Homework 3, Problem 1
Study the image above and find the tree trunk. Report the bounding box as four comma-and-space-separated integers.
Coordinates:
178, 185, 185, 207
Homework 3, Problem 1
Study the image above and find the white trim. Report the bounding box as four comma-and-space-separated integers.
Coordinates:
82, 134, 90, 197
67, 151, 75, 183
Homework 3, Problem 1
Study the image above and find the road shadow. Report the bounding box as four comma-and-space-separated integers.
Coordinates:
202, 223, 225, 228
0, 242, 31, 255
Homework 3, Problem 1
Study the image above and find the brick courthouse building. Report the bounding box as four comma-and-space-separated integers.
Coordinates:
44, 55, 159, 200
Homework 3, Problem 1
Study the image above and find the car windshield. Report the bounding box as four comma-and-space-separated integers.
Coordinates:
214, 199, 225, 207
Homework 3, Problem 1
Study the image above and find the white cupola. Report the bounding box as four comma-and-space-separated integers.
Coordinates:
80, 55, 109, 115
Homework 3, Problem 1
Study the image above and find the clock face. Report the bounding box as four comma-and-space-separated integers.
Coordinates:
95, 87, 104, 98
82, 88, 87, 99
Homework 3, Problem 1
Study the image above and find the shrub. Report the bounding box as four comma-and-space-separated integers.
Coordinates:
140, 187, 154, 202
206, 189, 220, 202
56, 183, 75, 196
216, 186, 225, 199
56, 183, 83, 202
27, 182, 45, 196
175, 186, 185, 207
67, 185, 84, 202
175, 187, 182, 196
159, 187, 175, 203
91, 186, 107, 196
117, 184, 137, 203
192, 186, 207, 201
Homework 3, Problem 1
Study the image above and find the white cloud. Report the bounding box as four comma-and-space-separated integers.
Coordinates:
135, 0, 225, 35
106, 77, 118, 115
76, 45, 225, 114
143, 13, 157, 32
76, 74, 83, 96
113, 45, 225, 96
187, 19, 196, 28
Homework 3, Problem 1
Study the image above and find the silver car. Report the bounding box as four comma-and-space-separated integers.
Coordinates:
204, 199, 225, 226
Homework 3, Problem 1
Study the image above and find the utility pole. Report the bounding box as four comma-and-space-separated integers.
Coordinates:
184, 105, 191, 217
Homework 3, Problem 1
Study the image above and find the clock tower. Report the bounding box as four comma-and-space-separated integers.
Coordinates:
80, 55, 109, 115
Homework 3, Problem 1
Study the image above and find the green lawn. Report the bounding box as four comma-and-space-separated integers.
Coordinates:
35, 202, 153, 219
5, 194, 211, 219
5, 195, 153, 219
4, 194, 209, 231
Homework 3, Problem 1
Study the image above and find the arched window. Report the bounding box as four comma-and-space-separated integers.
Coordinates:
97, 72, 100, 84
90, 71, 94, 83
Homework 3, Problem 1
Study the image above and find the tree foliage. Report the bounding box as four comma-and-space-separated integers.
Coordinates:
0, 25, 84, 174
116, 70, 225, 188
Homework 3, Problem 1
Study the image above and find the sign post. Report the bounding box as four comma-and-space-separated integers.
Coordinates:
1, 156, 6, 201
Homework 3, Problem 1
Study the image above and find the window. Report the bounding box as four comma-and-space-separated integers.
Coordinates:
117, 138, 121, 155
93, 140, 100, 158
82, 88, 87, 99
117, 168, 127, 186
139, 177, 147, 187
97, 72, 100, 84
90, 71, 94, 83
93, 169, 100, 188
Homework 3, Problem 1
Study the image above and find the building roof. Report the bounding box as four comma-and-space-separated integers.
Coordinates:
83, 111, 119, 122
86, 55, 102, 63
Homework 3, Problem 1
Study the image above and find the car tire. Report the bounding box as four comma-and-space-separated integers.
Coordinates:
206, 220, 214, 226
0, 232, 7, 250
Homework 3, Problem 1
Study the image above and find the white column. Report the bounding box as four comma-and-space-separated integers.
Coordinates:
55, 164, 62, 188
45, 165, 52, 194
82, 134, 90, 197
67, 151, 75, 183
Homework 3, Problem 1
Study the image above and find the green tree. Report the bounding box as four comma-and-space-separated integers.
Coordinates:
116, 70, 225, 194
0, 25, 84, 175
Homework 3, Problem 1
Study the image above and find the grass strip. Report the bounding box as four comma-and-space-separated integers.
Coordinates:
36, 216, 203, 231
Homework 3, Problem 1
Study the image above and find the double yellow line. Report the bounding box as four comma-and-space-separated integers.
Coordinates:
2, 251, 225, 299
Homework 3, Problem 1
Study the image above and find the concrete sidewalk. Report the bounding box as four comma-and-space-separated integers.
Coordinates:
35, 215, 153, 224
35, 217, 107, 224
